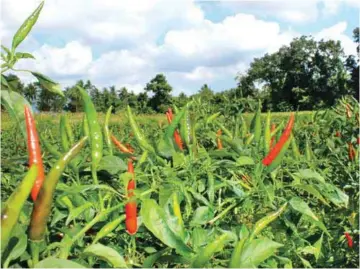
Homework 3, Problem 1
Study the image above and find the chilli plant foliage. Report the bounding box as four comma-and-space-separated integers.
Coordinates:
1, 2, 359, 269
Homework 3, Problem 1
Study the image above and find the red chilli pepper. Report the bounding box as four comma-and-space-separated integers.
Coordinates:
270, 123, 276, 149
335, 131, 341, 138
348, 142, 356, 161
166, 108, 184, 151
24, 106, 45, 201
357, 137, 360, 145
126, 160, 137, 235
216, 129, 223, 149
262, 113, 295, 166
344, 232, 353, 248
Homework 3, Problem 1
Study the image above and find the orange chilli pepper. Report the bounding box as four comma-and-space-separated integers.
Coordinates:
24, 105, 45, 201
126, 160, 137, 235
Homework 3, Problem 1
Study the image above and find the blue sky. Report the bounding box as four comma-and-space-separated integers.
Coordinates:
1, 0, 359, 96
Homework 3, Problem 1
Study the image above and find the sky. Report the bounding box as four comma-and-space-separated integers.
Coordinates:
1, 0, 359, 96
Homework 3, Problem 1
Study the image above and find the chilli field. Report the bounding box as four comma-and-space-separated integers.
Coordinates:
1, 94, 359, 268
1, 1, 360, 269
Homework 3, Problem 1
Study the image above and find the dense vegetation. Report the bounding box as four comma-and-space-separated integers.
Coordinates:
2, 29, 359, 114
1, 2, 359, 268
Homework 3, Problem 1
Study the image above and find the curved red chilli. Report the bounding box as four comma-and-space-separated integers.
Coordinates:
111, 135, 133, 154
344, 232, 353, 248
262, 113, 295, 166
126, 160, 137, 235
24, 105, 45, 201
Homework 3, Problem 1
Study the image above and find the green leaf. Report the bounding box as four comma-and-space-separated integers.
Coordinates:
31, 72, 64, 96
294, 169, 325, 183
321, 183, 349, 208
190, 206, 214, 226
34, 257, 85, 268
12, 1, 44, 51
289, 197, 319, 221
236, 156, 255, 166
191, 228, 209, 252
140, 199, 193, 256
3, 233, 27, 268
97, 155, 127, 175
65, 202, 93, 225
191, 233, 230, 268
292, 184, 329, 206
1, 90, 32, 139
15, 52, 35, 59
237, 238, 283, 268
299, 256, 312, 268
142, 248, 169, 268
83, 244, 127, 268
290, 197, 329, 235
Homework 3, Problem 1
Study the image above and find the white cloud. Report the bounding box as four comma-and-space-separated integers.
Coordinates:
15, 41, 92, 78
1, 0, 357, 95
315, 22, 357, 56
218, 0, 319, 23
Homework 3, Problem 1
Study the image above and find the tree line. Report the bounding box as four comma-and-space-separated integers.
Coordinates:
3, 28, 358, 114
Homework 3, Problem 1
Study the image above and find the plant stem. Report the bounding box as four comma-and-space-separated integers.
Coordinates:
30, 240, 41, 267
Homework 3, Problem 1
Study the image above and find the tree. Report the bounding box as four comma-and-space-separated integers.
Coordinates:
345, 27, 359, 100
236, 35, 351, 111
144, 74, 173, 112
23, 82, 37, 105
37, 83, 66, 112
197, 84, 214, 103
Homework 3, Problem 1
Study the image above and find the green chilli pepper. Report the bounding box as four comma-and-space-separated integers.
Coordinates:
249, 203, 287, 241
60, 114, 70, 152
240, 115, 248, 138
305, 137, 312, 161
104, 106, 113, 156
82, 114, 90, 138
221, 137, 242, 154
172, 192, 183, 227
233, 114, 240, 138
245, 134, 255, 145
64, 114, 74, 146
180, 108, 191, 148
78, 87, 103, 183
207, 171, 215, 204
40, 134, 79, 175
11, 1, 44, 51
93, 215, 126, 244
1, 165, 38, 252
205, 112, 221, 125
216, 122, 233, 139
264, 111, 271, 154
127, 105, 155, 154
29, 136, 88, 242
290, 133, 301, 160
190, 112, 198, 154
191, 233, 229, 268
136, 151, 148, 168
251, 100, 262, 144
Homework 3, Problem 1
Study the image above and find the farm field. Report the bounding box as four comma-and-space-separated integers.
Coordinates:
1, 95, 359, 268
1, 1, 359, 268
